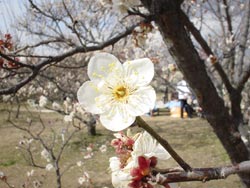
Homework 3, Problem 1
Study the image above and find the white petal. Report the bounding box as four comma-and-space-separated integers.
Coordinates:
88, 53, 123, 82
127, 86, 156, 116
123, 58, 154, 86
109, 157, 133, 188
109, 157, 121, 172
132, 132, 171, 160
77, 81, 103, 114
100, 104, 135, 131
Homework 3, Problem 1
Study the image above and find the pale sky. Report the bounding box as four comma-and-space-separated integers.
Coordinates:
0, 0, 25, 34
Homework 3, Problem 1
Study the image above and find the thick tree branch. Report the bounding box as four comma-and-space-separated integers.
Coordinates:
154, 161, 250, 184
179, 10, 234, 94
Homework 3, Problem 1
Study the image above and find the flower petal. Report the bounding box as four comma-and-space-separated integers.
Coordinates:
88, 53, 123, 82
123, 58, 154, 86
132, 132, 171, 160
127, 86, 156, 116
77, 81, 103, 114
110, 157, 133, 188
100, 104, 135, 131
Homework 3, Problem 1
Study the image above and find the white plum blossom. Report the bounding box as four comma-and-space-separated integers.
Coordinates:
132, 131, 171, 160
39, 95, 48, 107
99, 144, 107, 153
27, 169, 34, 177
41, 149, 50, 162
45, 163, 54, 171
109, 131, 171, 188
0, 171, 5, 178
77, 53, 156, 131
77, 161, 84, 167
63, 111, 75, 122
109, 157, 134, 188
83, 153, 94, 159
112, 0, 140, 14
78, 172, 90, 185
52, 102, 61, 110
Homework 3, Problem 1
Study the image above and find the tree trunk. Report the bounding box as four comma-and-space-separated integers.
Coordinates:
141, 0, 250, 186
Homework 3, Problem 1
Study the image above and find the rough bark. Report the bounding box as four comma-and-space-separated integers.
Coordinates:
141, 0, 250, 187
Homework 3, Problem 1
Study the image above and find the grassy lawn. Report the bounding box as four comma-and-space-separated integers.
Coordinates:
0, 104, 241, 188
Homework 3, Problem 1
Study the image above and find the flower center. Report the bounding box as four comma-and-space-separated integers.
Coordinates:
113, 85, 129, 101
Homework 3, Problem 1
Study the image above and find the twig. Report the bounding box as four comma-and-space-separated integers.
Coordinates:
136, 116, 192, 172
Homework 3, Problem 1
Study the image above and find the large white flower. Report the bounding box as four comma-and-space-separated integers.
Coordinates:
77, 53, 156, 131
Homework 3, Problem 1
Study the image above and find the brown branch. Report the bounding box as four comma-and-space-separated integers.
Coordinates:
154, 160, 250, 185
136, 116, 192, 172
0, 22, 139, 95
13, 39, 67, 54
0, 51, 34, 69
179, 10, 234, 93
61, 0, 84, 46
237, 1, 250, 89
222, 0, 233, 35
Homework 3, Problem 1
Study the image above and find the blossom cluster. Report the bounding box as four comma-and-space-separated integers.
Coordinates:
100, 0, 140, 14
109, 131, 173, 188
133, 22, 154, 48
0, 34, 20, 69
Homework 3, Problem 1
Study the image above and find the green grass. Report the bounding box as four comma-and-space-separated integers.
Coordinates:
0, 104, 241, 188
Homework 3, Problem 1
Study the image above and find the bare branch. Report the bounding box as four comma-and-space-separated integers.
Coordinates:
0, 22, 139, 95
154, 161, 250, 184
236, 1, 250, 89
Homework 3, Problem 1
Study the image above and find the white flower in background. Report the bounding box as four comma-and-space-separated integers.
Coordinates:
52, 102, 61, 110
27, 169, 34, 177
39, 95, 48, 107
0, 171, 5, 178
33, 180, 42, 188
78, 172, 90, 185
45, 163, 54, 171
77, 53, 156, 131
63, 97, 72, 113
99, 0, 112, 7
83, 153, 94, 159
27, 99, 36, 107
112, 0, 140, 14
86, 146, 93, 152
41, 149, 50, 162
99, 144, 107, 153
77, 161, 84, 167
2, 95, 11, 102
63, 111, 75, 122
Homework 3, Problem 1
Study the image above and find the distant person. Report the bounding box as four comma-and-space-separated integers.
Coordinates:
177, 80, 192, 118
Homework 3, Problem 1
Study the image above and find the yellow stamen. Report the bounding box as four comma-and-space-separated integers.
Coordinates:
113, 85, 129, 101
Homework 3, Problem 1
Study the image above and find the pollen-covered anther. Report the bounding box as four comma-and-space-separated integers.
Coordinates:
113, 85, 129, 101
